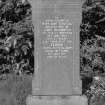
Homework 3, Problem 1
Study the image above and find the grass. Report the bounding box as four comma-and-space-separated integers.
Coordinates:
0, 73, 32, 105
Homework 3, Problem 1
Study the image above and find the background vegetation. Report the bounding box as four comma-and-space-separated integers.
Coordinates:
0, 0, 34, 75
0, 0, 33, 105
1, 0, 105, 105
81, 0, 105, 105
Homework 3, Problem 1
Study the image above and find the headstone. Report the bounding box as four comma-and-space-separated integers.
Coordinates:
32, 0, 82, 95
26, 0, 88, 105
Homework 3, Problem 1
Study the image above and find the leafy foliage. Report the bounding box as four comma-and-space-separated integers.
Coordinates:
0, 0, 34, 75
81, 1, 105, 105
81, 37, 105, 78
86, 76, 105, 105
81, 0, 105, 44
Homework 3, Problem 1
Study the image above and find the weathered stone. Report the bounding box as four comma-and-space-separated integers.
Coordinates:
26, 95, 88, 105
32, 0, 82, 95
26, 0, 88, 105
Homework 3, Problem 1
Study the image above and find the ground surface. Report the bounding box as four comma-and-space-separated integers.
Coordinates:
0, 73, 32, 105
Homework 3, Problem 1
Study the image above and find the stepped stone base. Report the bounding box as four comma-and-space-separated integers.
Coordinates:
26, 95, 88, 105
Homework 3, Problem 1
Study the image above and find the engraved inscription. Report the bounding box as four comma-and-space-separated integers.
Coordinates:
42, 16, 73, 58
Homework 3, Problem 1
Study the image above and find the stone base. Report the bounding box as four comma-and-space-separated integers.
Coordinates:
26, 95, 88, 105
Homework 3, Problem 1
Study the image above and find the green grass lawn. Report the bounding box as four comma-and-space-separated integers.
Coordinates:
0, 73, 32, 105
